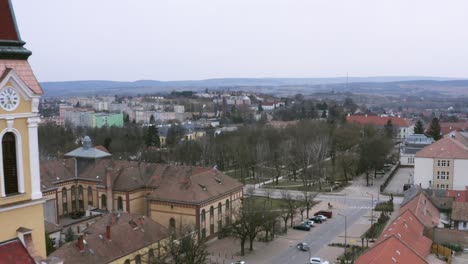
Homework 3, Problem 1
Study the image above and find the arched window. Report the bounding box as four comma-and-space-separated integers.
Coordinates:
225, 199, 230, 224
62, 187, 68, 215
169, 218, 176, 233
101, 194, 107, 209
135, 254, 141, 264
218, 202, 222, 220
124, 259, 130, 264
2, 132, 18, 195
117, 197, 123, 211
201, 209, 206, 221
210, 206, 215, 234
78, 185, 84, 212
148, 248, 155, 263
71, 186, 76, 212
87, 186, 93, 206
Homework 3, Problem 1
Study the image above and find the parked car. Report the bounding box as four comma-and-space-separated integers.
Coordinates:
316, 215, 328, 221
314, 210, 332, 218
293, 223, 311, 231
310, 257, 330, 264
303, 220, 315, 226
231, 261, 246, 264
297, 242, 310, 251
309, 216, 323, 223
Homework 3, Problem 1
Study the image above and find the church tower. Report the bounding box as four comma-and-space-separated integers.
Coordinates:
0, 0, 46, 260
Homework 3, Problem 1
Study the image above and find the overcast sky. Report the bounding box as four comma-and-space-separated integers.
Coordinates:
12, 0, 468, 82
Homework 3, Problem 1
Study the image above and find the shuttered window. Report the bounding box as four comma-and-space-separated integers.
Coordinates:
2, 132, 18, 195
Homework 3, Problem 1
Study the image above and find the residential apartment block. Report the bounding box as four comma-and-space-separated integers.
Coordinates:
414, 131, 468, 190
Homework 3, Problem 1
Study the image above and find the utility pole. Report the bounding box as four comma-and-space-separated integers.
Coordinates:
338, 213, 348, 257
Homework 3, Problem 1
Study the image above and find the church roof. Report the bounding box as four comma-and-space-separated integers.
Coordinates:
0, 0, 20, 41
0, 0, 43, 94
64, 136, 112, 159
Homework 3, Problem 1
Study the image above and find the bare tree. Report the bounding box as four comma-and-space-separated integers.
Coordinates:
160, 228, 209, 264
302, 190, 317, 219
281, 190, 297, 227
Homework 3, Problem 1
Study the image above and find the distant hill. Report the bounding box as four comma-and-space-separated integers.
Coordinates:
39, 76, 468, 97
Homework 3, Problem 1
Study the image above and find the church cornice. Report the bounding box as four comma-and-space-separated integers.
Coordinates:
0, 40, 31, 60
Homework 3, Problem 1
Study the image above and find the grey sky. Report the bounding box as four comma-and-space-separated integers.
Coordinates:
12, 0, 468, 82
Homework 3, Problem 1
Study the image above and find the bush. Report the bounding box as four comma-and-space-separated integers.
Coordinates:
363, 212, 390, 239
375, 200, 394, 212
442, 243, 463, 252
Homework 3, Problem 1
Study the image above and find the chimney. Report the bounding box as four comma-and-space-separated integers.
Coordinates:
106, 225, 111, 241
106, 167, 113, 211
78, 235, 84, 252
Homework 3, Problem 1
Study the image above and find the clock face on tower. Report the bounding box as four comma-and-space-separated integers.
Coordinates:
0, 87, 20, 111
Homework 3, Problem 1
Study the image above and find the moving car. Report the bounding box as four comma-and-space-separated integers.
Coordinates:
310, 257, 330, 264
293, 223, 311, 231
314, 210, 333, 218
297, 242, 310, 251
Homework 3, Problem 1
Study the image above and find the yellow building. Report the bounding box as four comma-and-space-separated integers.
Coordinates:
0, 0, 46, 260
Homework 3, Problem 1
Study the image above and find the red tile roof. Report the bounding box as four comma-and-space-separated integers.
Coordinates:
399, 191, 440, 227
0, 239, 35, 264
446, 188, 468, 202
439, 122, 468, 135
377, 210, 432, 258
415, 136, 468, 159
356, 235, 428, 264
346, 115, 412, 127
0, 61, 43, 94
49, 213, 168, 264
0, 0, 19, 41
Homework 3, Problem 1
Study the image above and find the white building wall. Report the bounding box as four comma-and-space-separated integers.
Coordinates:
400, 153, 415, 166
457, 221, 468, 231
453, 159, 468, 189
414, 157, 433, 188
399, 125, 414, 139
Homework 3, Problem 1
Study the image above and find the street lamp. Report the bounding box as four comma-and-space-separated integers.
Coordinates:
338, 213, 347, 257
366, 192, 374, 227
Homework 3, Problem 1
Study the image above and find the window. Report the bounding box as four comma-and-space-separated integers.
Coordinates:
437, 160, 440, 166
437, 184, 440, 188
135, 254, 141, 264
441, 171, 446, 180
117, 197, 123, 211
71, 186, 76, 212
218, 202, 222, 220
441, 184, 445, 189
2, 132, 18, 195
124, 260, 130, 264
201, 209, 206, 221
437, 171, 440, 179
441, 160, 447, 167
210, 206, 214, 219
62, 187, 68, 215
87, 186, 93, 206
169, 218, 176, 233
463, 222, 467, 228
101, 194, 107, 209
148, 249, 155, 263
225, 199, 230, 224
78, 185, 84, 212
201, 228, 206, 239
447, 160, 450, 167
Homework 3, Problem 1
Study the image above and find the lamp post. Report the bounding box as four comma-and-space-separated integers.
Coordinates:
338, 213, 347, 257
366, 192, 374, 226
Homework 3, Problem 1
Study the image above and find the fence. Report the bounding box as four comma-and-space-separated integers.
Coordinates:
431, 243, 452, 263
379, 162, 400, 193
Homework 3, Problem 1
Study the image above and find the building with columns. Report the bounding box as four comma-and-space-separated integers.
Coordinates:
0, 0, 46, 260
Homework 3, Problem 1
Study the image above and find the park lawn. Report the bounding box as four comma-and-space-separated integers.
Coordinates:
262, 179, 336, 192
246, 196, 289, 210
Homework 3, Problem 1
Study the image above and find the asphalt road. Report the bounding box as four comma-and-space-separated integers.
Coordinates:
245, 187, 382, 264
270, 199, 373, 264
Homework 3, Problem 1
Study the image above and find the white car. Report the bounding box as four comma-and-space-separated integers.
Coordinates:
304, 220, 315, 226
231, 261, 246, 264
316, 215, 327, 221
310, 257, 329, 264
